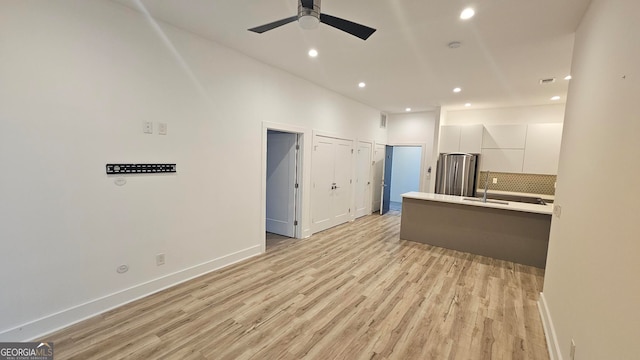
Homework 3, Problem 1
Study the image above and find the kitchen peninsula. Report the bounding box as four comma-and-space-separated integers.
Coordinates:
400, 192, 553, 268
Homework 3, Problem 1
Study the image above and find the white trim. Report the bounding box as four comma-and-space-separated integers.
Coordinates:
538, 292, 563, 360
312, 129, 352, 141
261, 122, 311, 252
372, 142, 387, 214
0, 245, 261, 342
385, 142, 427, 193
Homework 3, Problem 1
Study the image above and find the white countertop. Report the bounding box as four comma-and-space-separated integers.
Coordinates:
401, 192, 553, 215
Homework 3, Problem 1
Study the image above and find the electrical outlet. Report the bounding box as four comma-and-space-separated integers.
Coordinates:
156, 253, 165, 266
158, 122, 167, 135
553, 204, 562, 218
492, 177, 498, 184
570, 339, 576, 359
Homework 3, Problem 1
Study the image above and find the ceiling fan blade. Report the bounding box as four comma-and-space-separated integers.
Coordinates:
320, 13, 376, 40
301, 0, 314, 9
248, 16, 298, 34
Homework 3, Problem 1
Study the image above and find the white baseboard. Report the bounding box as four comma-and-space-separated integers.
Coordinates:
0, 245, 262, 342
538, 292, 563, 360
302, 228, 312, 238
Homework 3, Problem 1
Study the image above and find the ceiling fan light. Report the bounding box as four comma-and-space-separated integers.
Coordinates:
299, 15, 320, 29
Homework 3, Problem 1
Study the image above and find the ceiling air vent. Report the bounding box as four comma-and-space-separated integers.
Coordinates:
380, 113, 387, 129
539, 78, 556, 85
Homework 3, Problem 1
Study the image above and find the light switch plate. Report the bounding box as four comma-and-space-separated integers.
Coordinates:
492, 177, 498, 184
143, 121, 153, 134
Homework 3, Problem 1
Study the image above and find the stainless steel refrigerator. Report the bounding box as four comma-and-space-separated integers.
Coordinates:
435, 153, 479, 197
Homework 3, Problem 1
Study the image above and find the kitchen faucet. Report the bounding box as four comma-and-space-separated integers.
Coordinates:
482, 171, 490, 203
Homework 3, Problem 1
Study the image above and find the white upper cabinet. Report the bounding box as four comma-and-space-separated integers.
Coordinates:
482, 124, 527, 149
459, 125, 484, 153
439, 125, 483, 153
523, 123, 563, 174
439, 126, 461, 153
440, 122, 562, 175
480, 149, 525, 172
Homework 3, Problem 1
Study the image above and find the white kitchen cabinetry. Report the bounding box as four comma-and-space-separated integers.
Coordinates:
439, 125, 483, 153
480, 149, 525, 172
523, 123, 563, 174
439, 126, 461, 153
482, 124, 527, 149
442, 122, 562, 175
459, 125, 484, 153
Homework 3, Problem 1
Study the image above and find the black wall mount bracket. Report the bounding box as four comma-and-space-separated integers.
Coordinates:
106, 164, 176, 174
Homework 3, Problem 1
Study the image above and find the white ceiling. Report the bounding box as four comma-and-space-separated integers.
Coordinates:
112, 0, 591, 113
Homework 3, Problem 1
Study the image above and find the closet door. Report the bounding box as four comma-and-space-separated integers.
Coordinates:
332, 138, 353, 226
355, 141, 373, 218
311, 136, 335, 232
311, 135, 354, 233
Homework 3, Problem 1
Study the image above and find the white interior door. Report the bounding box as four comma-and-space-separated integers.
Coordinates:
311, 137, 335, 232
332, 139, 353, 225
312, 135, 354, 233
266, 131, 297, 237
371, 143, 385, 212
355, 141, 373, 218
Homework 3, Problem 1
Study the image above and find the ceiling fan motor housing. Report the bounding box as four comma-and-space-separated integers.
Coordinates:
298, 0, 321, 29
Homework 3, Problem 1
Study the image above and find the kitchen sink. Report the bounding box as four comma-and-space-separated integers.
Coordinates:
463, 198, 509, 205
474, 192, 548, 205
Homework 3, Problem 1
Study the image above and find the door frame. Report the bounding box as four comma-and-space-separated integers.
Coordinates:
372, 142, 386, 213
381, 143, 428, 214
261, 122, 310, 253
265, 130, 297, 237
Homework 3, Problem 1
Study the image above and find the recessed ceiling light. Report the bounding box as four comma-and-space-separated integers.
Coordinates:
564, 75, 572, 80
453, 87, 462, 93
308, 49, 318, 57
358, 82, 366, 88
460, 8, 475, 20
551, 96, 561, 101
405, 108, 412, 112
448, 41, 462, 49
465, 103, 471, 107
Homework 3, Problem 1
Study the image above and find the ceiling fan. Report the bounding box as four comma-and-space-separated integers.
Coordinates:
248, 0, 376, 41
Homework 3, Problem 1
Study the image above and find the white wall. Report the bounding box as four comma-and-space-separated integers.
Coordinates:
540, 1, 640, 359
389, 147, 422, 202
443, 104, 566, 126
387, 111, 439, 191
0, 0, 385, 340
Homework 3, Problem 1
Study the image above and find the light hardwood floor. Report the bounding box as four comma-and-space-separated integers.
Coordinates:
44, 212, 549, 360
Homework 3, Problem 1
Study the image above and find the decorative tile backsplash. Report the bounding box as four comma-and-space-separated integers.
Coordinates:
478, 171, 557, 195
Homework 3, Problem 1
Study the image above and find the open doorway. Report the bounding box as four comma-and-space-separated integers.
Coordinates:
266, 130, 301, 250
381, 145, 423, 214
